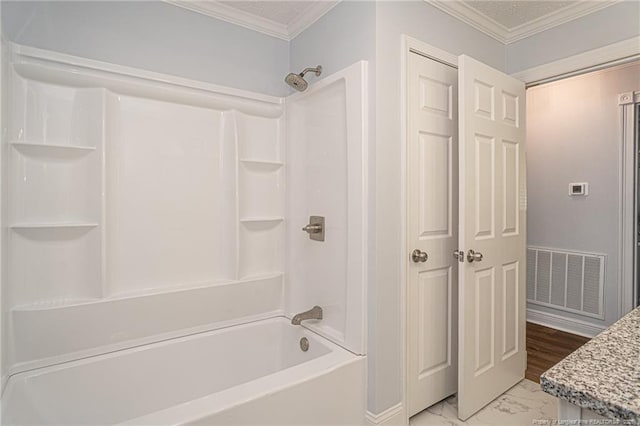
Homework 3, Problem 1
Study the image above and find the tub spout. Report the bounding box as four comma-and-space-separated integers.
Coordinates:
291, 306, 323, 325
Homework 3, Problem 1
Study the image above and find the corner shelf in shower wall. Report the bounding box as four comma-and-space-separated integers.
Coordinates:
239, 159, 284, 171
7, 74, 105, 310
239, 217, 284, 223
10, 222, 99, 230
10, 141, 96, 153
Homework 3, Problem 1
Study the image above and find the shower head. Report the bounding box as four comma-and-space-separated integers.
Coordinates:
284, 65, 322, 92
285, 73, 308, 91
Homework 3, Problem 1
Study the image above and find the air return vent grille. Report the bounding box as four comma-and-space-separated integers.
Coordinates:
526, 247, 605, 319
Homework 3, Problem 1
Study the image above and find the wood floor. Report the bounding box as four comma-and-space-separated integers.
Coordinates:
525, 322, 591, 383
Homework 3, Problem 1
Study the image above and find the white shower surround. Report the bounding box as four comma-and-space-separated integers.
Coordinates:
1, 42, 368, 424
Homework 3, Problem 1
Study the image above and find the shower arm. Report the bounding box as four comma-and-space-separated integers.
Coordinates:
300, 66, 322, 77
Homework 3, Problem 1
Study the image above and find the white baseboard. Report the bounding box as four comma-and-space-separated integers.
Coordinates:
366, 403, 405, 426
527, 308, 606, 338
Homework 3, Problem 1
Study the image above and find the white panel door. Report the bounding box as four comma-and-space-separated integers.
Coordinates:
457, 55, 526, 420
407, 51, 459, 417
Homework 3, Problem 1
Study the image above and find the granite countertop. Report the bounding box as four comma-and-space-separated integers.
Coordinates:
540, 307, 640, 422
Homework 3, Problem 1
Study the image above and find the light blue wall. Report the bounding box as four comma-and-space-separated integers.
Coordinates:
1, 1, 290, 96
377, 1, 505, 71
507, 1, 640, 74
290, 2, 376, 87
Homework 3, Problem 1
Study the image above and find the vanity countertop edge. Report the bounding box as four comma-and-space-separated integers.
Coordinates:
540, 306, 640, 421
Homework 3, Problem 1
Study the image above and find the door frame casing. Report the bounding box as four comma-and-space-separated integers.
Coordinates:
400, 34, 458, 425
620, 91, 640, 315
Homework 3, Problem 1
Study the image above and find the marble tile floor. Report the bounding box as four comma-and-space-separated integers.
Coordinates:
410, 379, 557, 426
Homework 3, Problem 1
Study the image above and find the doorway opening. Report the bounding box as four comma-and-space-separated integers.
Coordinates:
525, 61, 640, 336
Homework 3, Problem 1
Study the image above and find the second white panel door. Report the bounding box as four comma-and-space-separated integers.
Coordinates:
407, 51, 459, 417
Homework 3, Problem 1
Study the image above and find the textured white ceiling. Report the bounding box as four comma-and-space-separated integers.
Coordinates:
174, 1, 618, 44
463, 0, 579, 29
217, 1, 317, 25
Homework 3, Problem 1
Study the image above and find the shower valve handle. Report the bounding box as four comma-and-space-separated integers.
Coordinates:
302, 224, 322, 233
302, 216, 325, 242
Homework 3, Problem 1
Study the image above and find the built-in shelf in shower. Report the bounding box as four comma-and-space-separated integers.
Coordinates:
11, 141, 96, 153
239, 217, 284, 223
9, 222, 99, 230
239, 159, 284, 170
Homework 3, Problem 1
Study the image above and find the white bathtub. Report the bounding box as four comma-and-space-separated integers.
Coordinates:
2, 317, 365, 425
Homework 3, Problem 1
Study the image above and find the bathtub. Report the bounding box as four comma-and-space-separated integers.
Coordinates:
2, 317, 366, 425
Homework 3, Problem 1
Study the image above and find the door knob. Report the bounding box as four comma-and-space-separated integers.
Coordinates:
466, 249, 483, 263
411, 249, 428, 263
453, 250, 465, 262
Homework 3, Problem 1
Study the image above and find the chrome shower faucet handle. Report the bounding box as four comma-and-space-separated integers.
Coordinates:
302, 216, 325, 241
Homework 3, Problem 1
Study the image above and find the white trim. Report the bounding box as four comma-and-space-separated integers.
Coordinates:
426, 0, 509, 44
507, 0, 621, 44
11, 42, 282, 105
365, 403, 405, 426
165, 0, 288, 40
426, 0, 620, 45
558, 399, 582, 421
400, 35, 459, 426
288, 1, 340, 39
399, 34, 410, 424
400, 34, 409, 426
618, 91, 640, 105
164, 0, 338, 41
619, 91, 639, 317
8, 42, 283, 118
526, 308, 606, 338
0, 7, 4, 395
511, 36, 640, 85
404, 36, 458, 69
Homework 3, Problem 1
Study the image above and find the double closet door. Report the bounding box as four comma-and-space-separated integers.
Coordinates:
407, 51, 526, 421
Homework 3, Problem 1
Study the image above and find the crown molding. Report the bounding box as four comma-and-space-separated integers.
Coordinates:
288, 1, 339, 39
507, 0, 622, 44
165, 1, 339, 41
426, 0, 621, 45
427, 0, 510, 43
166, 1, 289, 40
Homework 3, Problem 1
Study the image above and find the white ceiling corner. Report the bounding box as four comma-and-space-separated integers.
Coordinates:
165, 1, 339, 41
426, 0, 621, 44
287, 1, 340, 39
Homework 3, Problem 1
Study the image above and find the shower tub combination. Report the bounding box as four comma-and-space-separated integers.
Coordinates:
3, 318, 364, 425
1, 44, 368, 424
